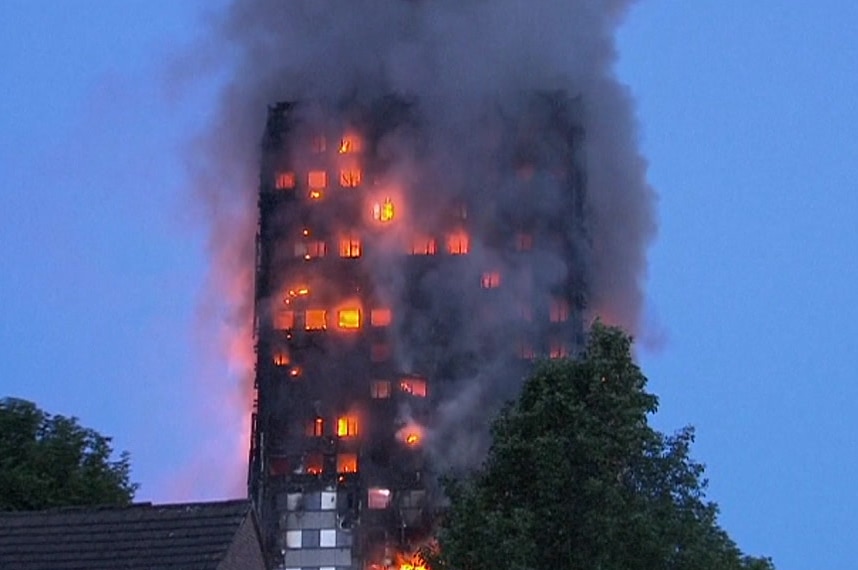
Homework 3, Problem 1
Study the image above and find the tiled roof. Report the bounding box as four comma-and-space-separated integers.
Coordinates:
0, 499, 255, 570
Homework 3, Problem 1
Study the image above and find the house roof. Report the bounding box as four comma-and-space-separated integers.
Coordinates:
0, 499, 256, 570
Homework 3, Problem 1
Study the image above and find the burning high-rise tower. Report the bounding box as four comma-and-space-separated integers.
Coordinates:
190, 1, 654, 568
248, 93, 589, 569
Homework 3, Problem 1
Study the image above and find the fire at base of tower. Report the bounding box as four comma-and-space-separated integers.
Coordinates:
249, 94, 588, 569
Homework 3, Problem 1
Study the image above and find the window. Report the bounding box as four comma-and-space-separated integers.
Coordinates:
518, 303, 533, 322
285, 530, 302, 548
480, 271, 501, 289
273, 350, 289, 366
340, 169, 362, 187
320, 529, 337, 548
294, 241, 327, 259
549, 340, 569, 359
337, 416, 359, 437
550, 298, 569, 323
517, 342, 536, 360
372, 198, 395, 223
370, 308, 391, 327
337, 453, 358, 474
516, 232, 533, 251
337, 308, 361, 329
304, 452, 323, 475
447, 231, 470, 255
305, 417, 324, 437
371, 380, 391, 399
339, 234, 361, 258
371, 342, 391, 362
305, 309, 327, 330
367, 488, 391, 509
311, 135, 327, 153
275, 171, 296, 190
400, 378, 427, 397
409, 236, 436, 255
338, 134, 361, 154
274, 310, 294, 330
308, 170, 327, 189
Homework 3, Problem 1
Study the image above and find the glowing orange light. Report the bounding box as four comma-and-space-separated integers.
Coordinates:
337, 416, 358, 437
338, 134, 362, 154
400, 378, 427, 397
339, 234, 361, 258
337, 308, 361, 329
372, 198, 395, 223
308, 170, 327, 189
273, 351, 289, 366
409, 236, 436, 255
405, 433, 420, 446
275, 171, 295, 190
289, 366, 302, 378
274, 310, 294, 330
305, 310, 327, 330
370, 308, 392, 327
447, 231, 469, 255
337, 453, 358, 473
340, 169, 362, 187
309, 189, 323, 200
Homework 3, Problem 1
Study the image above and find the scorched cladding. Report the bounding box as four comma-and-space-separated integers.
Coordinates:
248, 94, 588, 570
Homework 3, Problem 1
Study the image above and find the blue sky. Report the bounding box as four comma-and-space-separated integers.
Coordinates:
1, 2, 856, 568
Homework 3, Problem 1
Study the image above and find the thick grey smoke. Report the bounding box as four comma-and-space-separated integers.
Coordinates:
191, 0, 655, 486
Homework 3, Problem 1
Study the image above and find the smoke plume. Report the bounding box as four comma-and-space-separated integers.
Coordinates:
189, 0, 655, 489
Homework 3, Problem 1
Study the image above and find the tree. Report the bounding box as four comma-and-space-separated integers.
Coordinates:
0, 398, 138, 511
428, 323, 774, 570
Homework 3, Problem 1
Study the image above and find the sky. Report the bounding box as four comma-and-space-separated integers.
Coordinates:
1, 2, 856, 569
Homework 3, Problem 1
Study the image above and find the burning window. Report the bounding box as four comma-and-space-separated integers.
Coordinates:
274, 171, 295, 190
339, 234, 361, 258
550, 298, 570, 323
273, 350, 290, 366
337, 453, 358, 474
337, 416, 359, 437
305, 309, 327, 330
371, 342, 391, 362
367, 488, 391, 509
338, 134, 361, 154
516, 232, 534, 251
409, 236, 436, 255
340, 169, 362, 187
370, 308, 392, 327
308, 170, 327, 189
337, 308, 361, 329
274, 310, 294, 330
304, 452, 323, 475
294, 240, 327, 259
370, 380, 391, 399
305, 417, 324, 437
447, 231, 470, 255
372, 198, 395, 223
400, 378, 427, 397
480, 271, 501, 289
311, 135, 326, 153
549, 340, 569, 359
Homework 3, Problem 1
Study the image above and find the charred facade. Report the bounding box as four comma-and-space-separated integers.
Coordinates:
249, 94, 588, 570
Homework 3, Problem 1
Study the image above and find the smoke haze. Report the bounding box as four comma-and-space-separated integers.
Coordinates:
189, 0, 654, 492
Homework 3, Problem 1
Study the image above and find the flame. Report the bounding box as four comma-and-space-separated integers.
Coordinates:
339, 133, 362, 154
372, 198, 395, 222
397, 422, 424, 447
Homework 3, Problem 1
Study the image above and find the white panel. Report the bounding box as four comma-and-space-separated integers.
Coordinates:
320, 567, 336, 570
285, 530, 302, 548
286, 493, 302, 511
321, 491, 336, 510
319, 529, 337, 547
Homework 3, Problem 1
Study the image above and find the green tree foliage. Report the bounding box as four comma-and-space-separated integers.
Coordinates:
429, 324, 774, 570
0, 398, 138, 511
